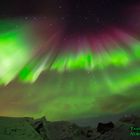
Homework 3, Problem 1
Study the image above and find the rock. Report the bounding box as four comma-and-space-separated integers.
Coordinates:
0, 117, 43, 140
80, 126, 97, 138
32, 117, 48, 140
44, 121, 82, 140
119, 114, 140, 125
97, 122, 114, 134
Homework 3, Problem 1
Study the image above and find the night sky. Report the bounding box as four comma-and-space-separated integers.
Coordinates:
0, 0, 140, 122
0, 0, 139, 33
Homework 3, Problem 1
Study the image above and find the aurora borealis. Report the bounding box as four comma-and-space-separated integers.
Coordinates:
0, 0, 140, 122
1, 24, 140, 84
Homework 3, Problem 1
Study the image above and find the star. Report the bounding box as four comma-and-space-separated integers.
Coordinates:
61, 16, 65, 21
33, 17, 37, 20
49, 23, 53, 27
84, 17, 88, 20
58, 5, 62, 9
25, 17, 28, 20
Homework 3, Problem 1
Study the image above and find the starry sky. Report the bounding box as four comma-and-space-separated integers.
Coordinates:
0, 0, 140, 122
0, 0, 139, 33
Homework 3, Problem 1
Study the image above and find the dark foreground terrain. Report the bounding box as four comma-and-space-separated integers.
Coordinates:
0, 115, 140, 140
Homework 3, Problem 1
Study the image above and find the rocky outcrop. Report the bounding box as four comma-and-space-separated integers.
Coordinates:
97, 122, 114, 134
0, 117, 43, 140
0, 115, 140, 140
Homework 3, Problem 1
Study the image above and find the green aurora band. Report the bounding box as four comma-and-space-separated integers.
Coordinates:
0, 21, 140, 121
0, 20, 32, 85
